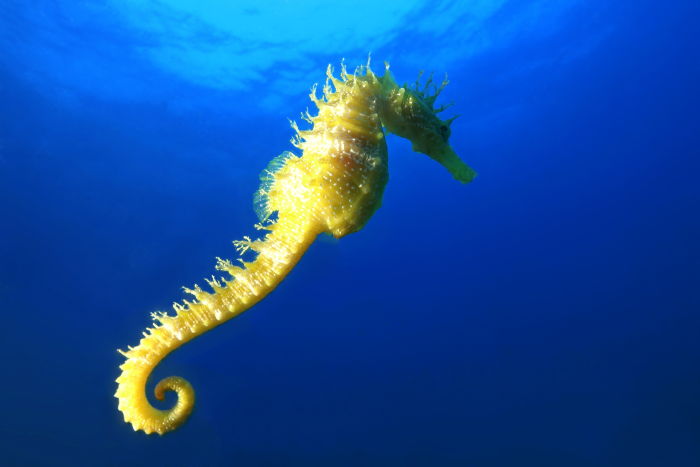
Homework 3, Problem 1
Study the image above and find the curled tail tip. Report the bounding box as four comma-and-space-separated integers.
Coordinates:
115, 355, 196, 434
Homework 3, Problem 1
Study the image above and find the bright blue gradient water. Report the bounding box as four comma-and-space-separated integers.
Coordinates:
0, 1, 698, 465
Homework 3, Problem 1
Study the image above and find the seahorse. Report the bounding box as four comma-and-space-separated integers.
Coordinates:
115, 60, 476, 435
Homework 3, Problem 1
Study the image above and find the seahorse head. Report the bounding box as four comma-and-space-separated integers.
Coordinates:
378, 67, 476, 183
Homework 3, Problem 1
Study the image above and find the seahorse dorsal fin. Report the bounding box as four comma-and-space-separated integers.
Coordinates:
253, 151, 296, 222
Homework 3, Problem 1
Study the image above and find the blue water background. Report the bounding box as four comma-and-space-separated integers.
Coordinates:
0, 1, 698, 465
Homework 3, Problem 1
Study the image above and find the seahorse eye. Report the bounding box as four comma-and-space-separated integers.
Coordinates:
439, 124, 450, 140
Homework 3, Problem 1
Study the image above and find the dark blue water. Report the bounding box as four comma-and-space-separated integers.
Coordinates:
1, 1, 698, 465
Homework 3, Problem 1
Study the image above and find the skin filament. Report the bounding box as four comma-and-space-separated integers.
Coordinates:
115, 59, 476, 435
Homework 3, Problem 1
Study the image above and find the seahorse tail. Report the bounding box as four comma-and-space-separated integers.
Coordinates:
115, 324, 197, 435
116, 216, 322, 434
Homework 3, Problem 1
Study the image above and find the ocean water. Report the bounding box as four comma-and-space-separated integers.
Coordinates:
0, 1, 698, 465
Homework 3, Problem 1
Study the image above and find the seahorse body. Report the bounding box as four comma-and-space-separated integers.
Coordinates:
115, 60, 476, 435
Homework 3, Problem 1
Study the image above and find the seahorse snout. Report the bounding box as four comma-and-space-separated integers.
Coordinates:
419, 143, 476, 184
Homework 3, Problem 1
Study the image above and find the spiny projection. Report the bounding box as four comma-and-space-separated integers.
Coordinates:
115, 58, 476, 435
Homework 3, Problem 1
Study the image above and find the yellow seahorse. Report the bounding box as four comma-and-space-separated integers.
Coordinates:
115, 60, 476, 435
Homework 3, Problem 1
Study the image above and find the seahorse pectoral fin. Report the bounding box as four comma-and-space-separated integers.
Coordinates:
417, 142, 476, 183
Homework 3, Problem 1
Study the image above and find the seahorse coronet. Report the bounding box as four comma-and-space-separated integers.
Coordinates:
115, 59, 476, 435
